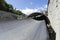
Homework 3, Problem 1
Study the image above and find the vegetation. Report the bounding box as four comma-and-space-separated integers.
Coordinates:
28, 12, 43, 18
0, 0, 26, 16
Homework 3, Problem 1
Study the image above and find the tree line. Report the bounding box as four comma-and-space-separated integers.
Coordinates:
0, 0, 26, 16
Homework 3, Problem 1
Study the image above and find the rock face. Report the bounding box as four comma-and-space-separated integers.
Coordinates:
0, 11, 17, 21
48, 0, 60, 40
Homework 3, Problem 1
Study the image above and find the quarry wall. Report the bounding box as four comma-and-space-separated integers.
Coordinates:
48, 0, 60, 40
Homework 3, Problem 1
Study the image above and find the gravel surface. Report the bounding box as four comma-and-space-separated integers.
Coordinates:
0, 19, 49, 40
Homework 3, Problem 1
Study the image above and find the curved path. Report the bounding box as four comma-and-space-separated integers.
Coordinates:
0, 19, 49, 40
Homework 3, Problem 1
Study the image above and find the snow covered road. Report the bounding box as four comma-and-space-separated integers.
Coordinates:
0, 19, 49, 40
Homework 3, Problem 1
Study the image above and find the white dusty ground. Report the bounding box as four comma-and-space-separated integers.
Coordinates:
0, 19, 49, 40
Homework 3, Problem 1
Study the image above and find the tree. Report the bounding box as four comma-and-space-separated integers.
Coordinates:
28, 12, 43, 18
0, 0, 26, 17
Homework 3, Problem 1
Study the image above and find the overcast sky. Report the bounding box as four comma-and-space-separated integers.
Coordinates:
5, 0, 48, 15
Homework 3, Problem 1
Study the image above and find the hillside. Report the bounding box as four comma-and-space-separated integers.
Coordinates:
0, 0, 26, 16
